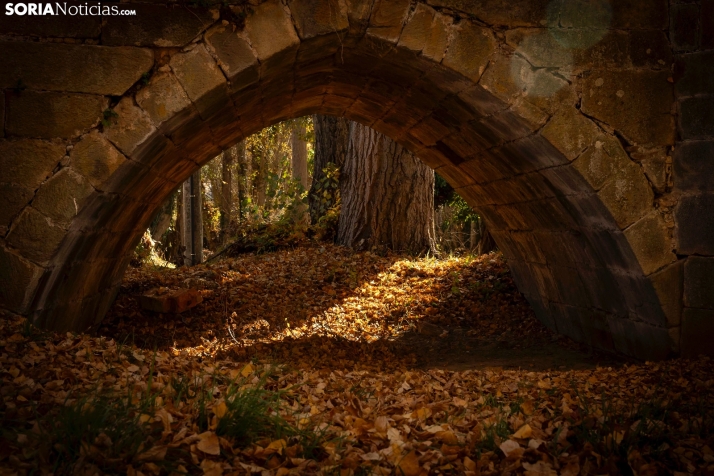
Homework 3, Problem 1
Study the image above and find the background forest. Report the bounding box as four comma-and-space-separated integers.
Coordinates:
138, 116, 493, 267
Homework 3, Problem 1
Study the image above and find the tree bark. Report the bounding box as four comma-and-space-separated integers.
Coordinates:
220, 150, 234, 244
290, 123, 310, 224
150, 191, 175, 242
181, 172, 203, 265
338, 122, 436, 255
309, 115, 349, 225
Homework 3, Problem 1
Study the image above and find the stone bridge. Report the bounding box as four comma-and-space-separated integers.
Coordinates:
0, 0, 712, 360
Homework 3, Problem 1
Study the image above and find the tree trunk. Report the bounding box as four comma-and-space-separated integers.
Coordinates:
477, 217, 496, 254
338, 122, 436, 255
150, 192, 175, 242
181, 172, 203, 265
220, 150, 234, 244
309, 115, 349, 225
290, 123, 310, 224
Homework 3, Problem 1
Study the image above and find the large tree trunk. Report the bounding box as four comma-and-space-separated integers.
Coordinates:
220, 150, 234, 245
338, 122, 436, 255
150, 191, 175, 242
309, 115, 349, 225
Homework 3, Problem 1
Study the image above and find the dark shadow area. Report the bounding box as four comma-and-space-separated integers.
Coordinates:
99, 244, 630, 372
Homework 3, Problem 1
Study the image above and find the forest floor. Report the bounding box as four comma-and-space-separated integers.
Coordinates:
1, 244, 713, 475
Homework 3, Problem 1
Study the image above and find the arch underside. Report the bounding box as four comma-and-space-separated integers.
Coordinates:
3, 9, 675, 361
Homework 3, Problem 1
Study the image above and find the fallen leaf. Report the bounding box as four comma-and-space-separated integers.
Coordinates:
396, 451, 421, 476
197, 432, 221, 456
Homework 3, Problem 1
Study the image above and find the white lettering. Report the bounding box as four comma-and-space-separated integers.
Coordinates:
28, 3, 38, 14
54, 2, 65, 14
43, 3, 53, 14
68, 4, 77, 14
5, 3, 13, 15
15, 3, 27, 14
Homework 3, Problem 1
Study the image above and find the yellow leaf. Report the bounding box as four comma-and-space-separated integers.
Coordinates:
464, 456, 477, 471
213, 401, 227, 419
139, 414, 152, 424
266, 439, 287, 455
240, 363, 254, 378
513, 424, 533, 439
197, 431, 221, 455
396, 451, 421, 476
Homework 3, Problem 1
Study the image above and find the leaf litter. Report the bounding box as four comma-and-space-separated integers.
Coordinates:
1, 243, 713, 475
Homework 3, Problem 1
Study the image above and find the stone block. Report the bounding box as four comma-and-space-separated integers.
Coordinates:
0, 10, 100, 38
365, 0, 410, 44
6, 207, 66, 264
679, 97, 714, 140
0, 139, 65, 190
675, 194, 714, 255
103, 97, 156, 158
398, 4, 451, 62
582, 71, 675, 147
597, 161, 654, 229
0, 184, 32, 233
623, 211, 675, 276
703, 0, 714, 49
0, 246, 43, 314
102, 4, 217, 47
70, 131, 127, 190
139, 287, 202, 313
204, 24, 259, 91
674, 140, 714, 192
628, 31, 672, 70
32, 169, 94, 228
684, 257, 714, 310
606, 316, 673, 360
632, 148, 668, 194
649, 260, 684, 328
541, 107, 602, 161
170, 44, 228, 120
136, 72, 193, 129
442, 21, 496, 82
670, 3, 700, 52
426, 0, 550, 28
288, 0, 349, 39
505, 29, 575, 69
0, 42, 153, 96
243, 0, 300, 64
681, 308, 714, 357
6, 91, 106, 139
675, 51, 714, 98
572, 133, 628, 190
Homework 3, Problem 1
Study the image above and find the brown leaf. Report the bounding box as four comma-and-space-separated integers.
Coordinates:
197, 432, 221, 456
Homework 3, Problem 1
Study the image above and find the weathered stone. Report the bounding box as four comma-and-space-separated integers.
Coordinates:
681, 309, 714, 357
0, 246, 42, 314
70, 131, 127, 190
170, 44, 228, 119
426, 0, 550, 28
204, 24, 259, 89
624, 211, 676, 276
675, 194, 714, 256
607, 316, 672, 360
288, 0, 349, 39
0, 184, 32, 233
442, 21, 496, 82
684, 257, 714, 310
0, 139, 65, 189
598, 160, 654, 229
541, 108, 601, 161
243, 0, 300, 63
0, 10, 100, 38
505, 29, 574, 69
674, 140, 714, 192
572, 134, 629, 190
32, 169, 95, 228
0, 42, 153, 96
139, 287, 203, 313
676, 51, 714, 98
650, 260, 684, 328
703, 0, 714, 49
136, 72, 193, 127
670, 3, 700, 52
611, 0, 668, 29
582, 71, 675, 146
5, 91, 106, 139
100, 98, 155, 160
102, 4, 217, 47
398, 4, 451, 62
628, 31, 673, 69
366, 0, 411, 44
679, 97, 714, 140
630, 148, 668, 194
6, 207, 66, 263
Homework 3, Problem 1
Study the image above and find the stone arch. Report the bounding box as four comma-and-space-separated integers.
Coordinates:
1, 0, 709, 360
